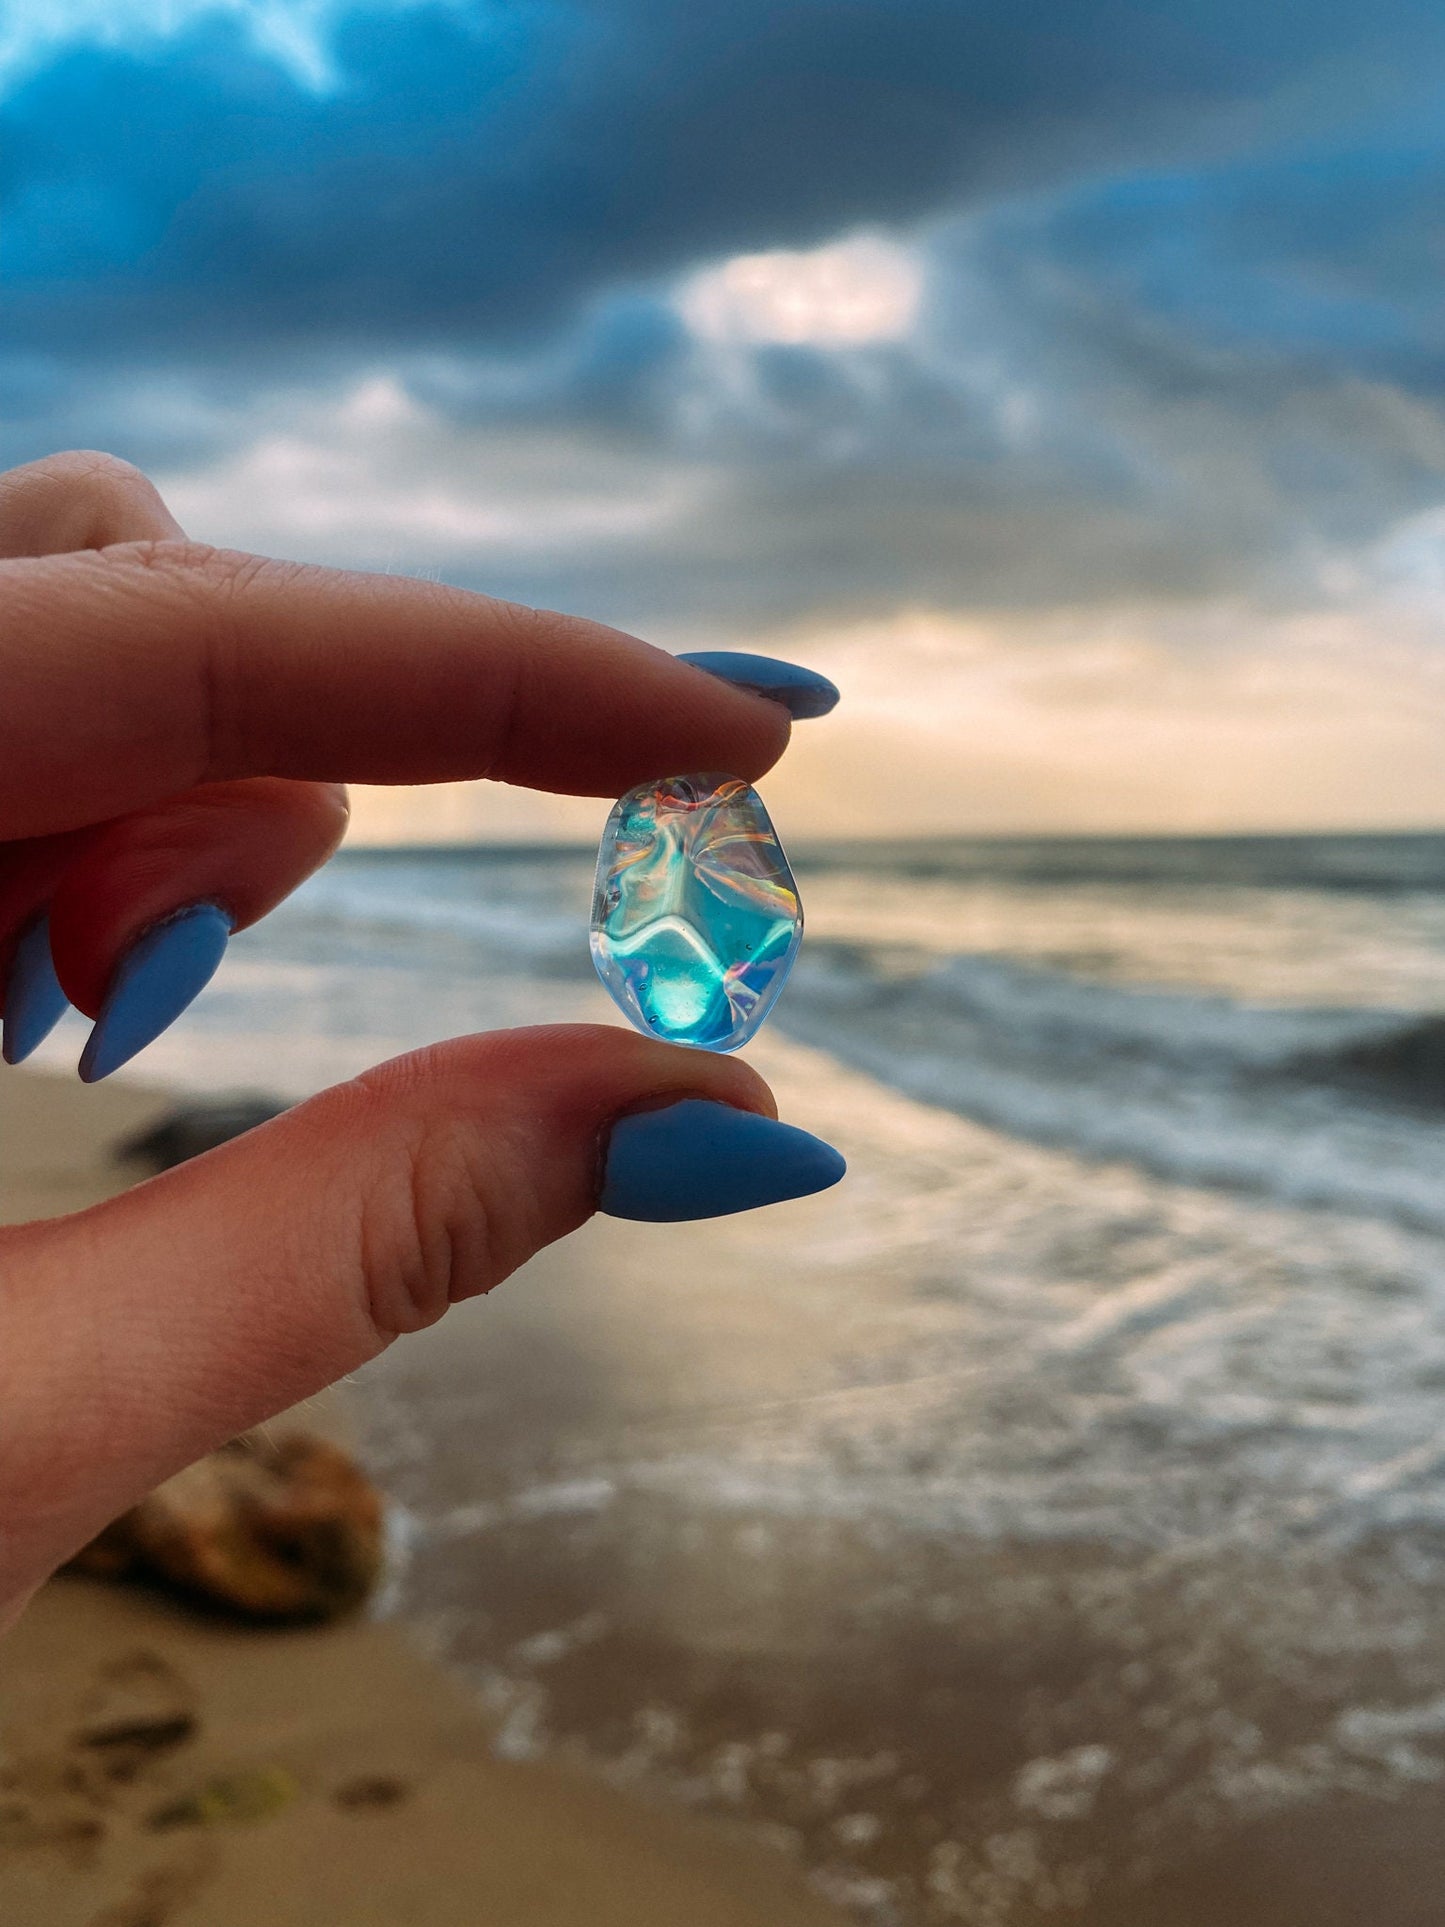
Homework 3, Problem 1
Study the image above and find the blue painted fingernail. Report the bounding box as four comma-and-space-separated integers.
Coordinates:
79, 903, 233, 1084
2, 914, 69, 1066
601, 1097, 846, 1221
678, 651, 840, 720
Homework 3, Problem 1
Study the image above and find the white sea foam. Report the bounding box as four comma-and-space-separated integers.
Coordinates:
778, 944, 1445, 1231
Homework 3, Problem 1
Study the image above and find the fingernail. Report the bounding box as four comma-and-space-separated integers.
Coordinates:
678, 651, 840, 720
600, 1097, 846, 1221
79, 903, 233, 1084
2, 914, 69, 1066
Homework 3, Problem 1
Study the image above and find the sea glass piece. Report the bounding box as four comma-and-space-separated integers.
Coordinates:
591, 773, 802, 1051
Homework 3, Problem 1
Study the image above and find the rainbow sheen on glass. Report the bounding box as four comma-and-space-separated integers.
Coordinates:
591, 774, 802, 1051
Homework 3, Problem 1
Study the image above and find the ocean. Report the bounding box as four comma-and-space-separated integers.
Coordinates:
32, 831, 1445, 1923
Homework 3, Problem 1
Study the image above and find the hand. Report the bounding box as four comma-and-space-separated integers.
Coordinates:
0, 451, 844, 1625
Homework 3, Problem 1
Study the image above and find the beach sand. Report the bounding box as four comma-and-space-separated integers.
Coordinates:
0, 1068, 850, 1927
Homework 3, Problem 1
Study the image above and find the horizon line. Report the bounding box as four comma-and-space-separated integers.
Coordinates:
340, 825, 1445, 856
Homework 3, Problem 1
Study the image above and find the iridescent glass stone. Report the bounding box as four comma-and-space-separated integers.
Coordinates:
591, 773, 802, 1051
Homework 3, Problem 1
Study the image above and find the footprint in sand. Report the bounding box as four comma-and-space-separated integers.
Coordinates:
1, 1651, 226, 1926
69, 1652, 199, 1793
0, 1651, 200, 1866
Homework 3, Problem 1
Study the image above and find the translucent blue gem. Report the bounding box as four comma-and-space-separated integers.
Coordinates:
591, 773, 803, 1051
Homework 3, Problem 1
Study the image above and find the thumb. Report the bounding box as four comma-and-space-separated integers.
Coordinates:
0, 1027, 843, 1603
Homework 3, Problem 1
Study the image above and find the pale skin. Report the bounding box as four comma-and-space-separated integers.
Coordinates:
0, 450, 792, 1628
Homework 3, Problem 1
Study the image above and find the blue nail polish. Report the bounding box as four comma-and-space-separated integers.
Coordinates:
2, 914, 69, 1066
678, 651, 840, 720
601, 1097, 846, 1222
79, 904, 232, 1084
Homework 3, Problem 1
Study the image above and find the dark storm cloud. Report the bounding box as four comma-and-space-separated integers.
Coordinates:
4, 0, 1445, 628
1017, 150, 1445, 391
4, 0, 1444, 358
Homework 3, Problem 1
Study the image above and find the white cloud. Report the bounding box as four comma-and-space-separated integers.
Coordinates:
142, 362, 1445, 844
676, 234, 923, 348
158, 374, 712, 574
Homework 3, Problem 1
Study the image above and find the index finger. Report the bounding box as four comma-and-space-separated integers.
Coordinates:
0, 541, 792, 839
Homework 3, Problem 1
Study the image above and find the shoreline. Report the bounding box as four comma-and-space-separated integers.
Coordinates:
12, 1037, 1445, 1924
0, 1066, 850, 1927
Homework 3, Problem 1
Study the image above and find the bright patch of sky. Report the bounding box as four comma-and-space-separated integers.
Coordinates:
348, 591, 1445, 842
677, 237, 923, 348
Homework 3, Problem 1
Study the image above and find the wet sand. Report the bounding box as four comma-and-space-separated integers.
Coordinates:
0, 1579, 855, 1927
360, 1266, 1445, 1926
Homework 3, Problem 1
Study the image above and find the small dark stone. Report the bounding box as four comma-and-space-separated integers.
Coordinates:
115, 1095, 289, 1171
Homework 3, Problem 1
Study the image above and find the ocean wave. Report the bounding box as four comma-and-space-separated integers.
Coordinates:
279, 860, 593, 975
777, 946, 1445, 1227
276, 851, 1445, 1222
1310, 1015, 1445, 1105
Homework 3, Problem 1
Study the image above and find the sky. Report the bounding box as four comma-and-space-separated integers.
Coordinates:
4, 0, 1445, 840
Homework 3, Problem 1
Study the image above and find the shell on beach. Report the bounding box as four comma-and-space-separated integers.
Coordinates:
68, 1433, 385, 1622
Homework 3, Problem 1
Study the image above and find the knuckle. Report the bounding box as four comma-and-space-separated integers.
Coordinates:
42, 447, 130, 478
117, 539, 251, 591
93, 541, 303, 785
72, 450, 149, 492
96, 542, 268, 780
469, 597, 542, 778
109, 538, 288, 602
0, 450, 175, 550
351, 1076, 522, 1342
486, 593, 550, 641
193, 545, 281, 601
24, 448, 148, 492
